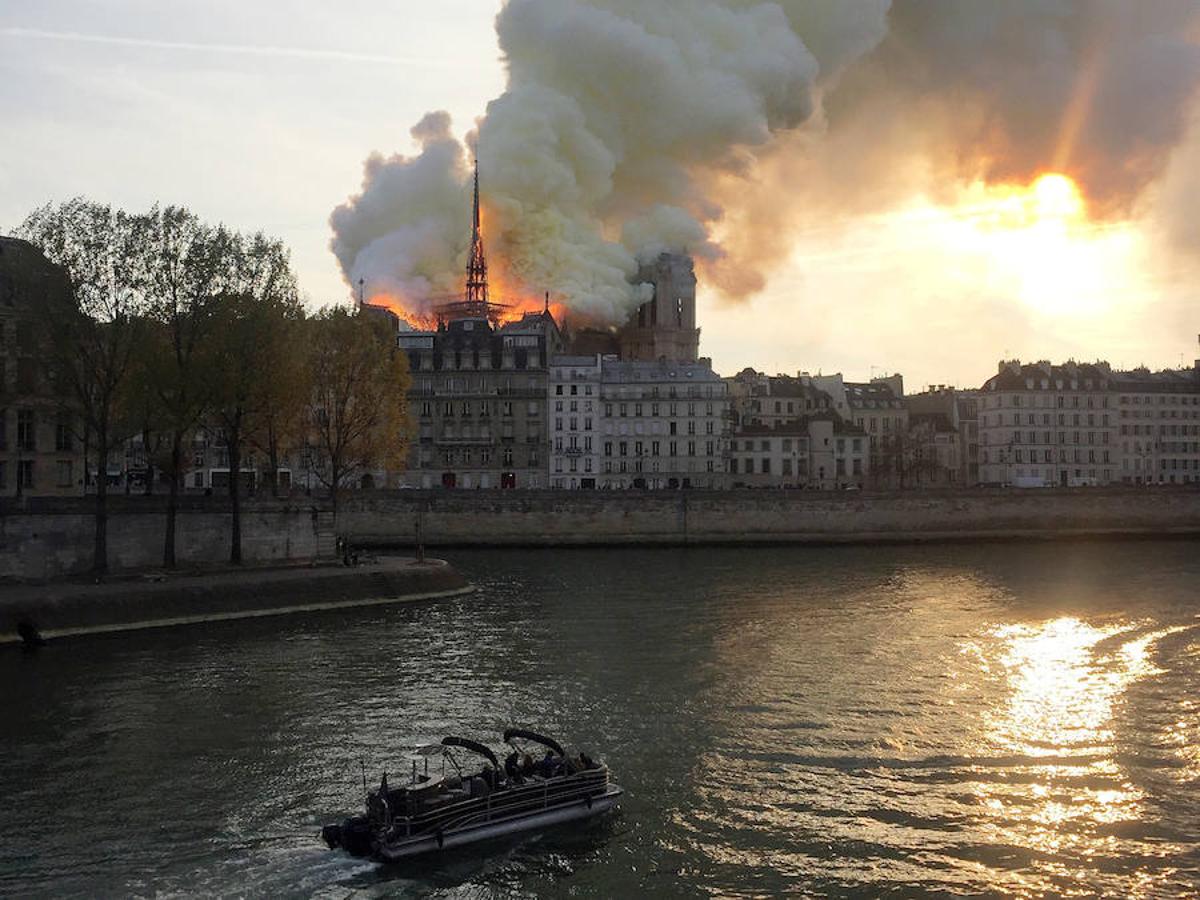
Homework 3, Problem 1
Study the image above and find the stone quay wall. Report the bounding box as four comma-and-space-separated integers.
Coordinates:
0, 497, 335, 581
342, 487, 1200, 548
0, 558, 471, 644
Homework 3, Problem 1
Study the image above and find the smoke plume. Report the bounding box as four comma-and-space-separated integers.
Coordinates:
331, 1, 1200, 325
836, 1, 1200, 213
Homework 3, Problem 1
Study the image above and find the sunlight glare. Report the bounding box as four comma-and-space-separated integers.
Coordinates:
1031, 173, 1085, 222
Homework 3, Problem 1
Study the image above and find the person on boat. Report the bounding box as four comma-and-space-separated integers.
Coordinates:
504, 751, 522, 784
536, 750, 558, 778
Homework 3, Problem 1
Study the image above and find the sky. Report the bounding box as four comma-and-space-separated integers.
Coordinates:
3, 1, 1199, 391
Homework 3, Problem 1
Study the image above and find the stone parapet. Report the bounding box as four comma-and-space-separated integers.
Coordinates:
341, 487, 1200, 547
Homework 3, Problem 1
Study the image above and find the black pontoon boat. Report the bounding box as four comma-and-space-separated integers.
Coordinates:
321, 729, 622, 861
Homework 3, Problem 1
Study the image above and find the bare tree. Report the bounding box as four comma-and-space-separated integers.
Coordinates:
138, 206, 232, 567
17, 199, 147, 574
207, 232, 301, 563
304, 307, 411, 524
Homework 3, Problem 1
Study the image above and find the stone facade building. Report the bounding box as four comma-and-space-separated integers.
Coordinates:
808, 373, 907, 488
589, 358, 730, 490
1112, 365, 1200, 485
978, 360, 1119, 487
726, 369, 835, 427
906, 387, 981, 486
548, 355, 604, 489
400, 311, 563, 490
0, 237, 85, 497
724, 369, 868, 489
728, 418, 868, 490
617, 253, 701, 363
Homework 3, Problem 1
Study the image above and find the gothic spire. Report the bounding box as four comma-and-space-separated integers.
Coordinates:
465, 157, 489, 303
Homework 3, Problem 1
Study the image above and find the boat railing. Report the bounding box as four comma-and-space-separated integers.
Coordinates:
389, 767, 609, 840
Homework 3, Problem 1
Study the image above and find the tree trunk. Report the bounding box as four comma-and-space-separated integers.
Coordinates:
268, 433, 280, 498
93, 427, 109, 576
330, 459, 341, 549
142, 426, 155, 496
228, 420, 243, 565
164, 430, 182, 567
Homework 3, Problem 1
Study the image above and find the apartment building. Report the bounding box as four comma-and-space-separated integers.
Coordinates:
592, 358, 730, 490
548, 355, 604, 489
729, 417, 868, 489
1113, 365, 1200, 484
978, 360, 1119, 487
906, 387, 981, 486
0, 237, 85, 497
400, 310, 563, 489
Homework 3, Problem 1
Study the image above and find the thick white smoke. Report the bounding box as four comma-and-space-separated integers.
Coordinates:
330, 0, 1200, 325
331, 0, 892, 324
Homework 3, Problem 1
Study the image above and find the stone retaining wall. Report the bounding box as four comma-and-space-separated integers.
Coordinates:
0, 498, 335, 581
341, 488, 1200, 547
0, 558, 470, 643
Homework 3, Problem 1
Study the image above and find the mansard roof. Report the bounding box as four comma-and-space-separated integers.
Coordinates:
983, 360, 1113, 392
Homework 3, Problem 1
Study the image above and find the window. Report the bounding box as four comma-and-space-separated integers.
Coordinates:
57, 459, 73, 487
17, 409, 34, 452
17, 459, 33, 490
55, 413, 73, 452
16, 358, 36, 393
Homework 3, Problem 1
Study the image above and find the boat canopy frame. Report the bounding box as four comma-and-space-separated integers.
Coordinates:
440, 736, 500, 771
503, 728, 566, 757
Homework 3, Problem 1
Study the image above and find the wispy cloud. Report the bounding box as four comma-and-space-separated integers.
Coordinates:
0, 26, 458, 69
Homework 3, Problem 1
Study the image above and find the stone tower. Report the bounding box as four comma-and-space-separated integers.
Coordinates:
617, 252, 700, 363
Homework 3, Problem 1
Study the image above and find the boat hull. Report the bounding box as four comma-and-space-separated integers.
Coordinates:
374, 784, 623, 862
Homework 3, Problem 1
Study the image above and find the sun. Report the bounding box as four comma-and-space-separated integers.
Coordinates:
919, 170, 1135, 316
1030, 173, 1084, 222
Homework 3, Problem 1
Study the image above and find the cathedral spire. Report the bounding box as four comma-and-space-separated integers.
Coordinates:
465, 157, 489, 303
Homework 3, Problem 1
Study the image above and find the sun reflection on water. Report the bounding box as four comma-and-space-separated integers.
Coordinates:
970, 617, 1195, 870
652, 559, 1199, 897
988, 617, 1128, 754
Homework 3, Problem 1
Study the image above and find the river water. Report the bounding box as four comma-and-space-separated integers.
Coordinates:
2, 542, 1199, 898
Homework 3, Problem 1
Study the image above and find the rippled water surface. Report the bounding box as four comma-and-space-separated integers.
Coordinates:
3, 542, 1200, 897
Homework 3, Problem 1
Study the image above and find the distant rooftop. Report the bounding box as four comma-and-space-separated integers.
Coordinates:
601, 359, 722, 383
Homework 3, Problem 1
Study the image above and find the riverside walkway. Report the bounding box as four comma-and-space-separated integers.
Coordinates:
0, 557, 471, 644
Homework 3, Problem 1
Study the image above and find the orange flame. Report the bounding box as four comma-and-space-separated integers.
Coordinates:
362, 199, 569, 329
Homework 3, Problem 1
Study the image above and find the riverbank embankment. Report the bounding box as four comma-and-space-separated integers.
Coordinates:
0, 496, 336, 582
0, 557, 471, 644
342, 487, 1200, 547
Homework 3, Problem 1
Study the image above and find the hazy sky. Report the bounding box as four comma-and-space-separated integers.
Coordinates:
3, 1, 1198, 390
